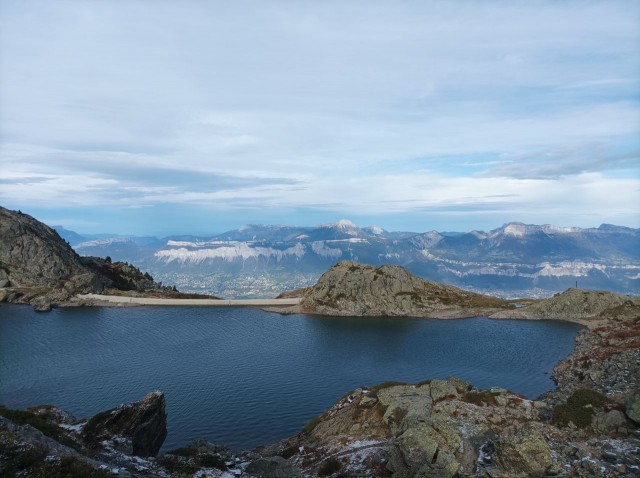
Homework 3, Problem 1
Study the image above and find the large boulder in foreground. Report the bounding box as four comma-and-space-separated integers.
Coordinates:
299, 260, 510, 317
83, 390, 167, 457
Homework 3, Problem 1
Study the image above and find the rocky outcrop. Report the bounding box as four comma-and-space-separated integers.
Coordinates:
0, 206, 187, 310
491, 288, 640, 324
83, 390, 167, 457
290, 260, 511, 317
0, 207, 99, 289
0, 207, 109, 308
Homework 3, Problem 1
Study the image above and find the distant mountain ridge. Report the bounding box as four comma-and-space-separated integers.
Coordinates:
55, 219, 640, 299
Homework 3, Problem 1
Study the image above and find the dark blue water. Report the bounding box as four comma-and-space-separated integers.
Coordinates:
0, 304, 581, 451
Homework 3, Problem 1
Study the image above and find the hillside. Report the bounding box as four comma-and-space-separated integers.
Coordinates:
0, 206, 189, 310
277, 260, 512, 317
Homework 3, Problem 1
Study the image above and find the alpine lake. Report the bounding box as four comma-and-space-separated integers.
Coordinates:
0, 304, 581, 451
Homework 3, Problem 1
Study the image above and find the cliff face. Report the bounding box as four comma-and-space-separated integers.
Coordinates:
299, 260, 510, 317
0, 206, 175, 309
0, 207, 103, 290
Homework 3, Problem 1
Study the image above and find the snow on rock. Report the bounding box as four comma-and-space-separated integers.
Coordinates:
155, 243, 306, 263
76, 238, 134, 248
536, 261, 607, 278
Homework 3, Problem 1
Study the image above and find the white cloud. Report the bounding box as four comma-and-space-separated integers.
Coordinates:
1, 0, 638, 231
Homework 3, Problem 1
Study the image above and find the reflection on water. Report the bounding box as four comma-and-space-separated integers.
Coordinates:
0, 304, 580, 451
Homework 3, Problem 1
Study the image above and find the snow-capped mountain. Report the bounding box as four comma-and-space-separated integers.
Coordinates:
59, 220, 640, 299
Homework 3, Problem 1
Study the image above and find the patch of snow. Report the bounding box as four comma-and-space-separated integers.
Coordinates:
59, 423, 85, 433
366, 225, 385, 235
335, 219, 356, 229
502, 223, 528, 237
76, 238, 133, 248
536, 261, 607, 278
155, 243, 306, 263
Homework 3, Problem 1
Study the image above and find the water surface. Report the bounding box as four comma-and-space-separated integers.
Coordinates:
0, 305, 580, 450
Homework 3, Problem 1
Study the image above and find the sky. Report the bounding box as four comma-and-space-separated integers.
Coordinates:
1, 0, 639, 236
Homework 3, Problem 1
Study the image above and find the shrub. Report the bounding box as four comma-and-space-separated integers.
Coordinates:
41, 456, 112, 478
156, 456, 200, 475
167, 446, 197, 457
278, 446, 298, 459
303, 415, 323, 433
552, 388, 608, 428
83, 408, 115, 440
369, 381, 407, 393
197, 453, 227, 469
0, 406, 78, 449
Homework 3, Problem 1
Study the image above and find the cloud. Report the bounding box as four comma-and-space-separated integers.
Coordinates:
1, 0, 639, 232
482, 143, 639, 179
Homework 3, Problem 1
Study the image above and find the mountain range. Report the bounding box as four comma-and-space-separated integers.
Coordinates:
53, 219, 640, 299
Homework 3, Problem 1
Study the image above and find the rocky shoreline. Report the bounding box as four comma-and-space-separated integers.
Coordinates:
1, 302, 638, 477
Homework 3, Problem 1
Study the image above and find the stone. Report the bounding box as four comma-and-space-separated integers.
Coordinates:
83, 390, 167, 457
592, 410, 627, 433
245, 456, 302, 478
625, 391, 640, 425
491, 426, 553, 477
32, 296, 52, 312
430, 379, 458, 402
360, 395, 378, 407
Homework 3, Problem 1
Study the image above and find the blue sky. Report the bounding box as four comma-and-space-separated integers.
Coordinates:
1, 0, 639, 236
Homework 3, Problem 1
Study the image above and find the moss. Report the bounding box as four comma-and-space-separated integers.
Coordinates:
38, 456, 112, 478
278, 446, 298, 459
303, 415, 323, 433
369, 381, 408, 393
552, 388, 608, 428
197, 453, 227, 469
156, 456, 200, 475
0, 406, 79, 450
167, 446, 198, 457
83, 408, 115, 440
318, 457, 342, 476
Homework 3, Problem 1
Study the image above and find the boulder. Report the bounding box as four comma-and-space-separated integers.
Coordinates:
429, 379, 459, 402
625, 390, 640, 425
83, 390, 167, 457
245, 456, 302, 478
32, 297, 52, 312
592, 410, 627, 434
491, 426, 553, 477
